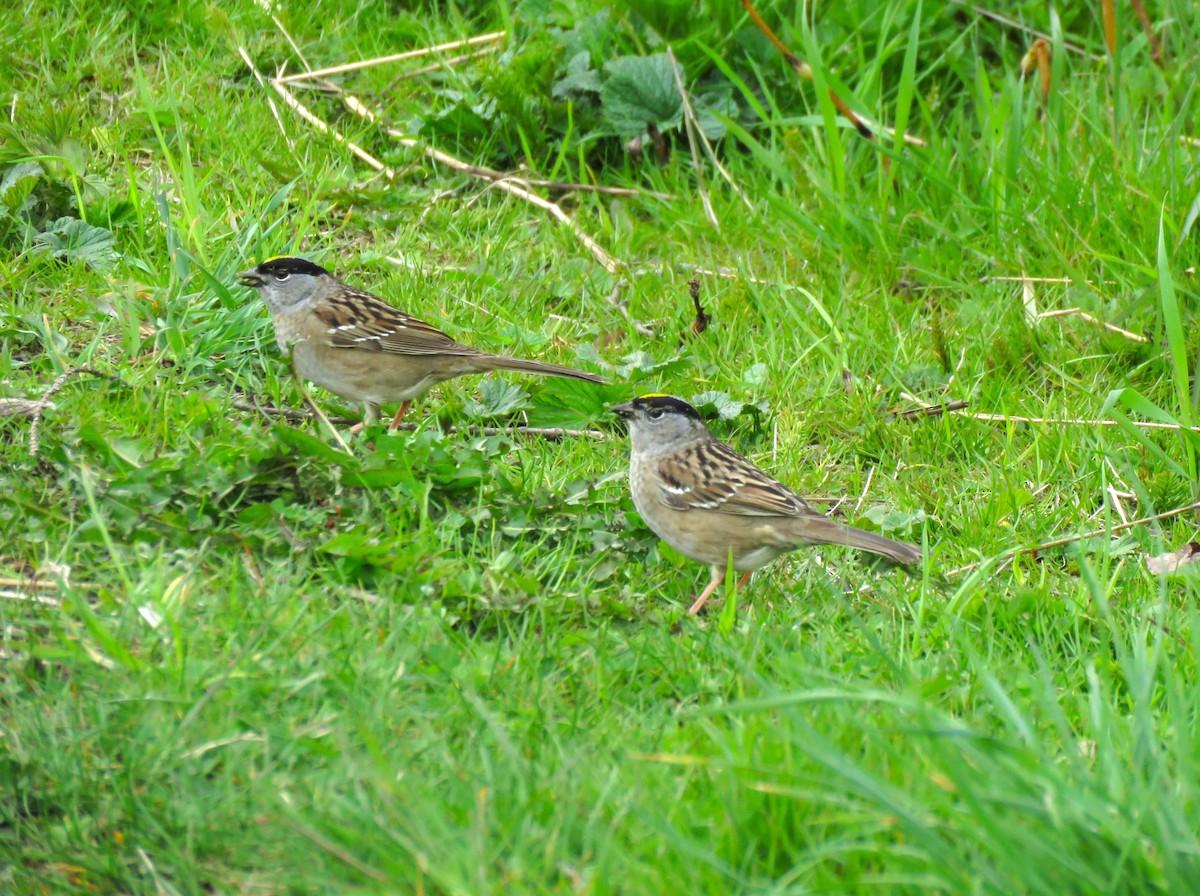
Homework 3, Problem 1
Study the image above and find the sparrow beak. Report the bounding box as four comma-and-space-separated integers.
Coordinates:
237, 268, 264, 288
611, 401, 636, 419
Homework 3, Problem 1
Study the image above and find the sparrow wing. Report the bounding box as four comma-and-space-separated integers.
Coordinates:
313, 286, 480, 357
655, 440, 818, 517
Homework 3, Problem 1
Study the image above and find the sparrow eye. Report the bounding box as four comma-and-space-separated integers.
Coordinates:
273, 272, 291, 282
648, 408, 665, 420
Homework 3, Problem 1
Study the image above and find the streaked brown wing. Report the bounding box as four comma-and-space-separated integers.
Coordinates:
314, 286, 480, 357
655, 440, 816, 517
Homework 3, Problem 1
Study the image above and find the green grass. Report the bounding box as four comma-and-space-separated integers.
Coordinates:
3, 0, 1200, 893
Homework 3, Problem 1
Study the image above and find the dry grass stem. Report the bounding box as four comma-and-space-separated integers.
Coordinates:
667, 47, 753, 214
633, 262, 812, 293
329, 86, 624, 271
946, 500, 1200, 578
1036, 307, 1149, 343
852, 466, 875, 516
385, 47, 501, 90
266, 77, 394, 177
400, 136, 622, 271
275, 31, 506, 84
252, 52, 640, 272
665, 48, 718, 228
0, 590, 61, 606
895, 393, 1195, 431
513, 178, 677, 201
236, 47, 294, 148
953, 411, 1199, 433
986, 275, 1118, 284
270, 14, 313, 70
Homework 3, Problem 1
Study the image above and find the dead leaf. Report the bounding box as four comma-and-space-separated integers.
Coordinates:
1146, 543, 1200, 575
1020, 38, 1051, 106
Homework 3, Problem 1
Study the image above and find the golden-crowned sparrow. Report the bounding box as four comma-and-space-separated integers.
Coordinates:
613, 394, 922, 615
238, 256, 605, 428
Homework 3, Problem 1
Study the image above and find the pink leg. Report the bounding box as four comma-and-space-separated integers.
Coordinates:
688, 569, 752, 616
688, 568, 726, 616
387, 400, 412, 431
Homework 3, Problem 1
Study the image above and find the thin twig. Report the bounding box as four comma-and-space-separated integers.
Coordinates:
232, 401, 358, 425
945, 500, 1200, 577
897, 392, 1199, 432
343, 92, 665, 198
261, 56, 633, 270
633, 261, 811, 291
323, 83, 624, 271
397, 422, 607, 439
275, 31, 506, 84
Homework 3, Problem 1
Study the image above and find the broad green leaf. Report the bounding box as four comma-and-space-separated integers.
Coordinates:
552, 51, 601, 99
30, 216, 119, 271
601, 54, 681, 139
463, 378, 532, 419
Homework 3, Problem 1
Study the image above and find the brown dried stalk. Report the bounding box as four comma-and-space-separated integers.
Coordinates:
1101, 0, 1117, 57
1129, 0, 1165, 67
1020, 38, 1052, 106
738, 0, 925, 147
